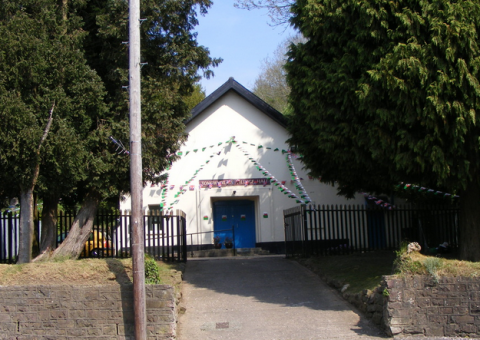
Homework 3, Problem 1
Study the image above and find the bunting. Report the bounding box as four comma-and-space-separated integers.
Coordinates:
397, 183, 459, 199
156, 137, 319, 211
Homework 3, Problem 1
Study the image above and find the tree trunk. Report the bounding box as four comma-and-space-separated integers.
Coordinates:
458, 182, 480, 261
17, 103, 54, 263
32, 193, 40, 257
33, 195, 59, 261
50, 192, 100, 259
17, 188, 35, 264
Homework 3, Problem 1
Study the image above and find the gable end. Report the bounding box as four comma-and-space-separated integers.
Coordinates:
186, 77, 287, 128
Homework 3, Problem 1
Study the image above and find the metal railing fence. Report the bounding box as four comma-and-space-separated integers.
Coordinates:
284, 204, 459, 258
0, 209, 187, 263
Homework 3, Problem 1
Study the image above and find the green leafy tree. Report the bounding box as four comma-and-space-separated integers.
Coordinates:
253, 35, 304, 113
286, 0, 480, 260
184, 83, 207, 112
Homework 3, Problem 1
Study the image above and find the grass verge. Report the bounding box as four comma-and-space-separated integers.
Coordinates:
296, 250, 396, 294
296, 249, 480, 296
0, 258, 185, 293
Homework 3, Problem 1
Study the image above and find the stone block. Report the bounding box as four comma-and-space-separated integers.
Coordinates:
445, 323, 459, 336
86, 327, 103, 336
0, 321, 16, 333
0, 305, 15, 313
146, 300, 174, 309
68, 309, 85, 319
12, 313, 37, 322
454, 315, 475, 324
468, 282, 480, 291
33, 287, 50, 299
403, 325, 424, 334
389, 290, 402, 303
50, 309, 68, 319
390, 317, 411, 326
427, 314, 447, 324
417, 297, 431, 308
386, 279, 398, 289
75, 318, 96, 328
425, 325, 444, 336
410, 276, 421, 288
445, 298, 460, 307
460, 323, 477, 333
66, 328, 87, 337
454, 306, 469, 315
389, 326, 403, 335
438, 307, 453, 315
103, 324, 117, 335
0, 313, 11, 322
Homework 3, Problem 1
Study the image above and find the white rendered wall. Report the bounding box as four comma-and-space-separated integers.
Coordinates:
120, 91, 365, 245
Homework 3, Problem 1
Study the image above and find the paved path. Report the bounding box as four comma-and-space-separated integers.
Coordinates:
177, 255, 387, 340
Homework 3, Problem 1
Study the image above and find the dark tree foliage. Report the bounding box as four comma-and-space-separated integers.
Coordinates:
0, 0, 109, 261
48, 0, 221, 260
0, 0, 221, 261
286, 0, 480, 260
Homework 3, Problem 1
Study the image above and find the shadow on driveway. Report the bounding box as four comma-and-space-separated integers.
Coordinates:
178, 255, 388, 340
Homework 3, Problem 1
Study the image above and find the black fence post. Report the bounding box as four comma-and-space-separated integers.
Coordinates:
283, 204, 460, 257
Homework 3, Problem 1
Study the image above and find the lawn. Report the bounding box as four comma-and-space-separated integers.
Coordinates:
296, 248, 480, 296
0, 257, 184, 292
296, 250, 396, 294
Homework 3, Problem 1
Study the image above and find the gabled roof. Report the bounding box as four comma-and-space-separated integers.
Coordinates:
185, 77, 287, 128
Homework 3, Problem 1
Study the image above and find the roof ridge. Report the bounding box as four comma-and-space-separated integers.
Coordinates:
186, 77, 286, 127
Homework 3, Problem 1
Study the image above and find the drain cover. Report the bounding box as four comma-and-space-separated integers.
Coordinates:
216, 322, 230, 329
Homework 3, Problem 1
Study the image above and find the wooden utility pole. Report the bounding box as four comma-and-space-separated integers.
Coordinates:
129, 0, 147, 337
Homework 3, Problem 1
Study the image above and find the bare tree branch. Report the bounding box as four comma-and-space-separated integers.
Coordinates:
37, 101, 55, 152
234, 0, 295, 26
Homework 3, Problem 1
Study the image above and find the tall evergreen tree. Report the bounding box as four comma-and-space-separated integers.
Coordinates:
286, 0, 480, 260
0, 0, 108, 262
48, 0, 221, 259
0, 0, 221, 261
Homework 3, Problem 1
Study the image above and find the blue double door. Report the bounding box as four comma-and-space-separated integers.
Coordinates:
213, 200, 256, 248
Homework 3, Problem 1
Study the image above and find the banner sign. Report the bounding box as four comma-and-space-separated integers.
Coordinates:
199, 178, 271, 187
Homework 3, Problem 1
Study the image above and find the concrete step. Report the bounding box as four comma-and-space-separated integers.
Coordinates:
189, 247, 270, 258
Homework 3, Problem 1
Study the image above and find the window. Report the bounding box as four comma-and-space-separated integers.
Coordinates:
148, 205, 162, 232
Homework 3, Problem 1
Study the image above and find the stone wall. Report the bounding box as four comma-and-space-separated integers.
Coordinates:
383, 275, 480, 338
0, 284, 177, 340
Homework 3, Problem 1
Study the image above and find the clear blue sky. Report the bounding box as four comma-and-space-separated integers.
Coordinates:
195, 1, 296, 96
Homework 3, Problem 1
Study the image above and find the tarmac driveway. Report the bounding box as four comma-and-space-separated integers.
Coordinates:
177, 255, 387, 340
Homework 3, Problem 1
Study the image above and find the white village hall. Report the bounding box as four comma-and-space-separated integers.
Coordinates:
120, 78, 364, 252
